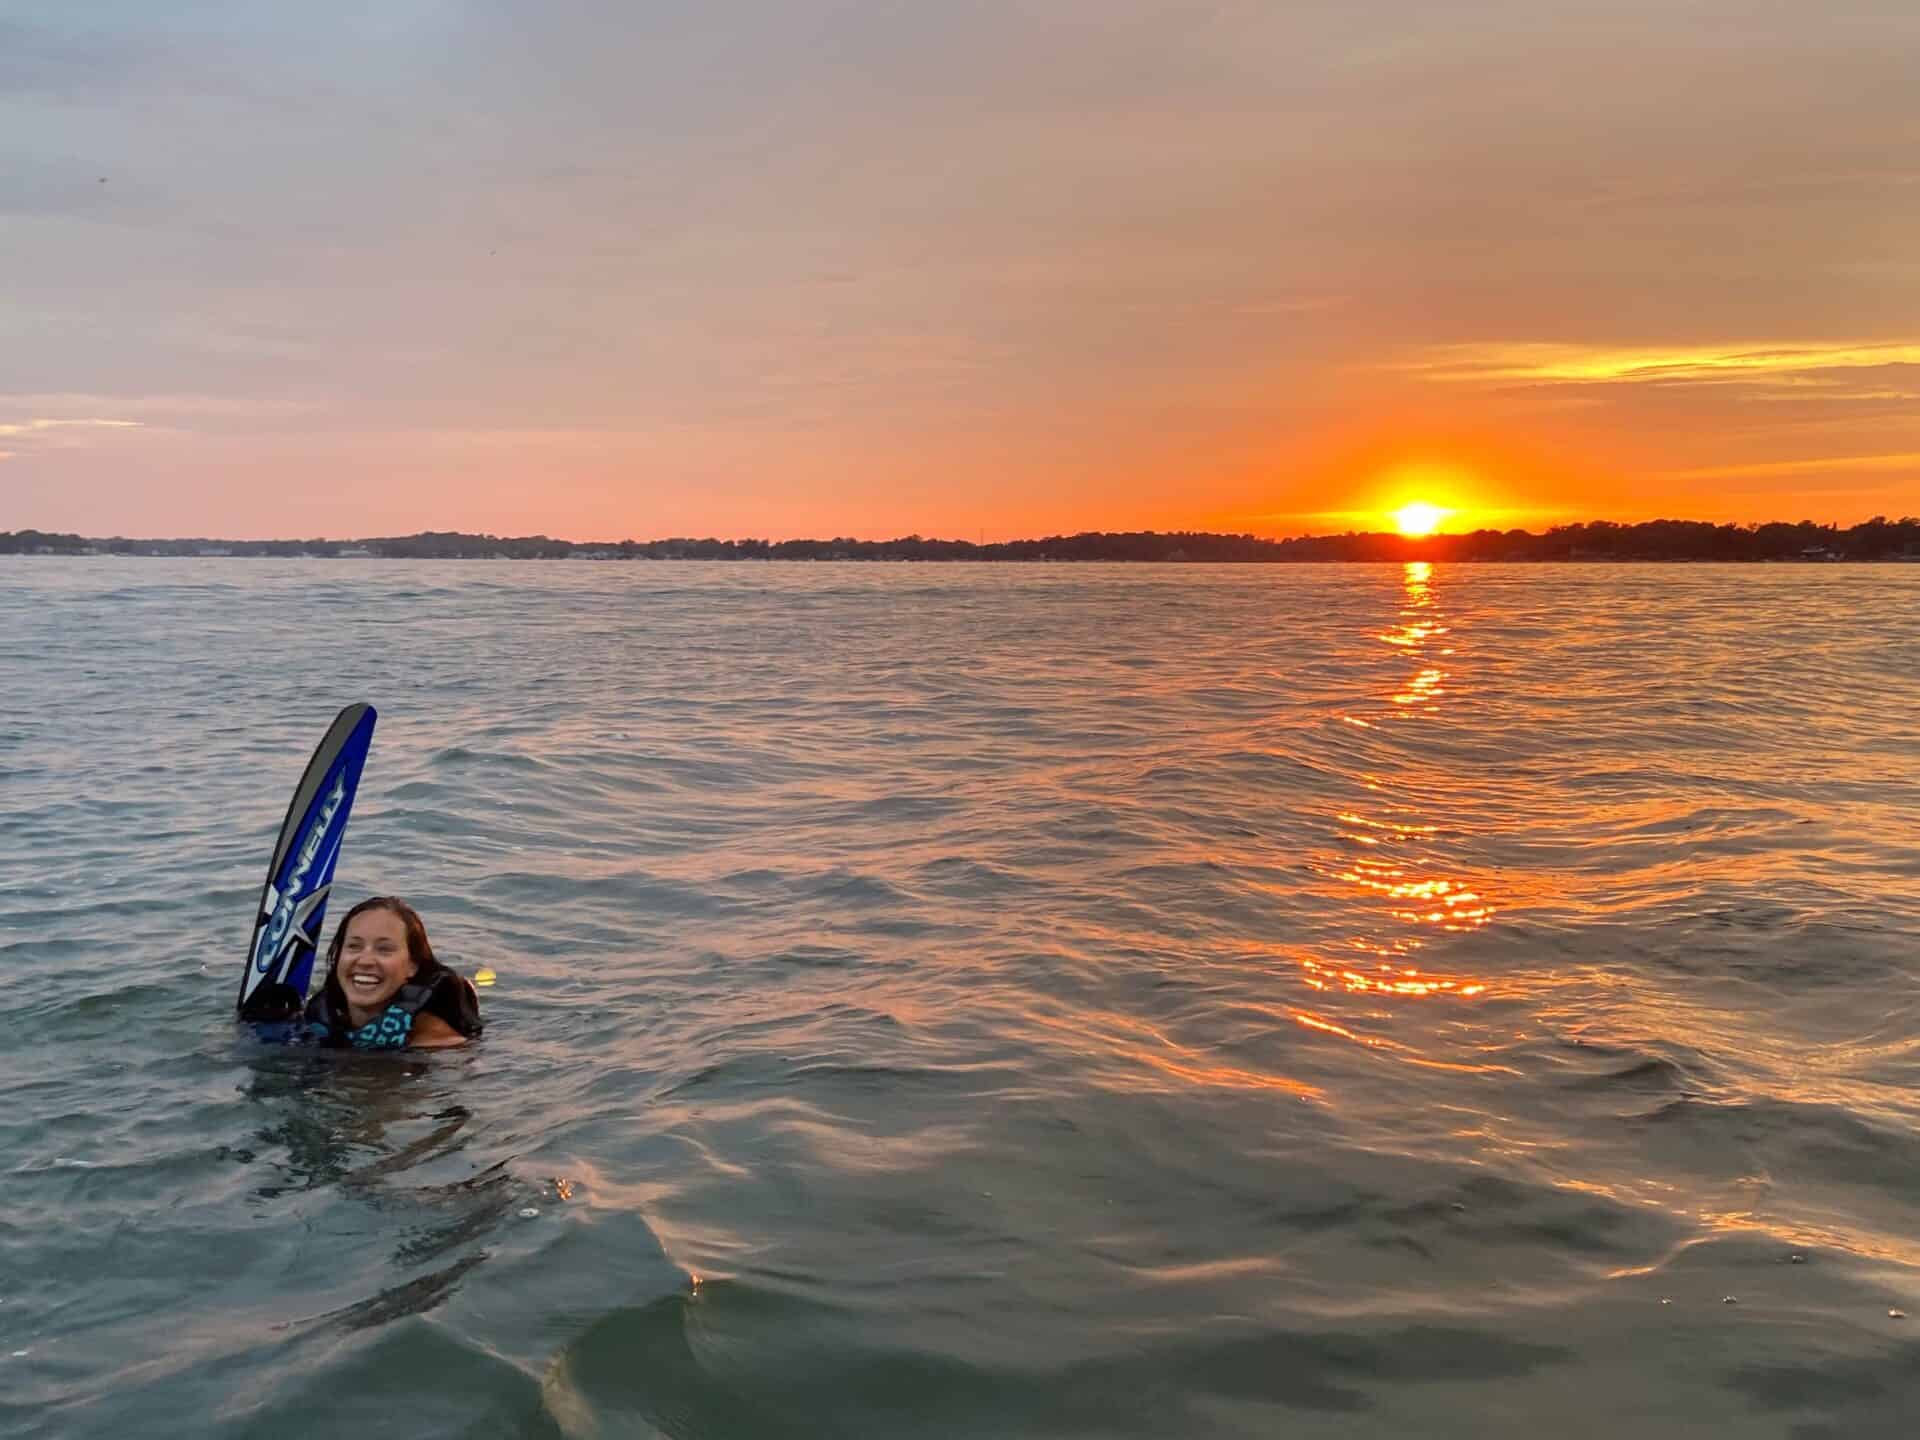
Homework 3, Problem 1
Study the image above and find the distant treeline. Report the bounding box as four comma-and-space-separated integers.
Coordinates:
6, 517, 1920, 561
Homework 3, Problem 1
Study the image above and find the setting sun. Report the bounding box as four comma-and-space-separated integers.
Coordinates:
1392, 501, 1449, 537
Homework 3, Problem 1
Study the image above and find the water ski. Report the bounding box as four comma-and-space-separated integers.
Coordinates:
237, 703, 376, 1022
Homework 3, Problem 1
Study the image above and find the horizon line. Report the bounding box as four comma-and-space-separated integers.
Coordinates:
8, 516, 1918, 549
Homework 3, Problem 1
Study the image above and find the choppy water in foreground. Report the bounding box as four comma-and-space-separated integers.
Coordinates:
4, 558, 1920, 1438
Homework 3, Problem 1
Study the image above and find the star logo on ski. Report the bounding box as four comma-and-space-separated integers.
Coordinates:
258, 883, 332, 974
282, 882, 332, 955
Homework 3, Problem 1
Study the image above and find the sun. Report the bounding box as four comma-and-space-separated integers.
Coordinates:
1392, 501, 1449, 537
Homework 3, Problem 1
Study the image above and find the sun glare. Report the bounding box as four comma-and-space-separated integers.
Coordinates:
1392, 501, 1448, 537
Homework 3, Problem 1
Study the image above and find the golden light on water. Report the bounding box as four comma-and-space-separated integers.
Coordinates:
1303, 559, 1497, 1031
1392, 667, 1447, 706
1288, 1004, 1514, 1074
998, 559, 1511, 1099
1333, 856, 1493, 932
1385, 560, 1453, 708
1020, 1005, 1322, 1099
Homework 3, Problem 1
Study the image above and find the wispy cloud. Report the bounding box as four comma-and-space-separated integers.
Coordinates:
0, 393, 317, 418
1399, 341, 1920, 389
0, 417, 145, 462
1659, 452, 1920, 481
0, 417, 143, 437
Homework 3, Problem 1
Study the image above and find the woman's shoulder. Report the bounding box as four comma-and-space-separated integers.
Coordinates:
415, 964, 485, 1041
407, 1009, 470, 1048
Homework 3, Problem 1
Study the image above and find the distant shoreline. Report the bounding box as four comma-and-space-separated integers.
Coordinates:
6, 520, 1919, 564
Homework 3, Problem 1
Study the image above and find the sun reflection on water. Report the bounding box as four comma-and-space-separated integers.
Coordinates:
1384, 561, 1455, 708
1306, 562, 1495, 1017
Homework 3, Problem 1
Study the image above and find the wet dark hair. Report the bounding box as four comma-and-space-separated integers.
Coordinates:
325, 895, 439, 980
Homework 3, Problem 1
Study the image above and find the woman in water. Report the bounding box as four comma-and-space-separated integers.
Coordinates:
304, 896, 484, 1049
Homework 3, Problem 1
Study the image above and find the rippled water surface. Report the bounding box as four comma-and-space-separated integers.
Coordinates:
5, 559, 1920, 1438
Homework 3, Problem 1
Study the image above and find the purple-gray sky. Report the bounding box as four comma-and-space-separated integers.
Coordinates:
5, 0, 1917, 538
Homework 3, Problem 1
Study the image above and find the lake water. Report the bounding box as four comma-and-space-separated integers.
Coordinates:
4, 559, 1920, 1438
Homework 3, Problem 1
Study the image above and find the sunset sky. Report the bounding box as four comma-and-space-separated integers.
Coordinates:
4, 1, 1917, 540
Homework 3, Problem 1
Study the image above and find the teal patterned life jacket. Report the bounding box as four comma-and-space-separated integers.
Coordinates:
344, 1004, 416, 1050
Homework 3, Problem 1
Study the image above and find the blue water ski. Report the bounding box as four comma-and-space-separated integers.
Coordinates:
238, 703, 377, 1020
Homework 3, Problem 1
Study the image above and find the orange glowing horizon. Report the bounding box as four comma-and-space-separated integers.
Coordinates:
17, 508, 1919, 553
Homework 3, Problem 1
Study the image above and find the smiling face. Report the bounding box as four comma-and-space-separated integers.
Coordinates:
335, 905, 418, 1023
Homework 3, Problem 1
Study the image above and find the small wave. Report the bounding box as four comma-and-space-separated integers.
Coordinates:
766, 943, 862, 968
537, 1282, 1578, 1435
428, 745, 548, 771
796, 869, 917, 909
1558, 1054, 1705, 1095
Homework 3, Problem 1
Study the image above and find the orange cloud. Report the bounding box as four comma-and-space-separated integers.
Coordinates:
1397, 340, 1920, 389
